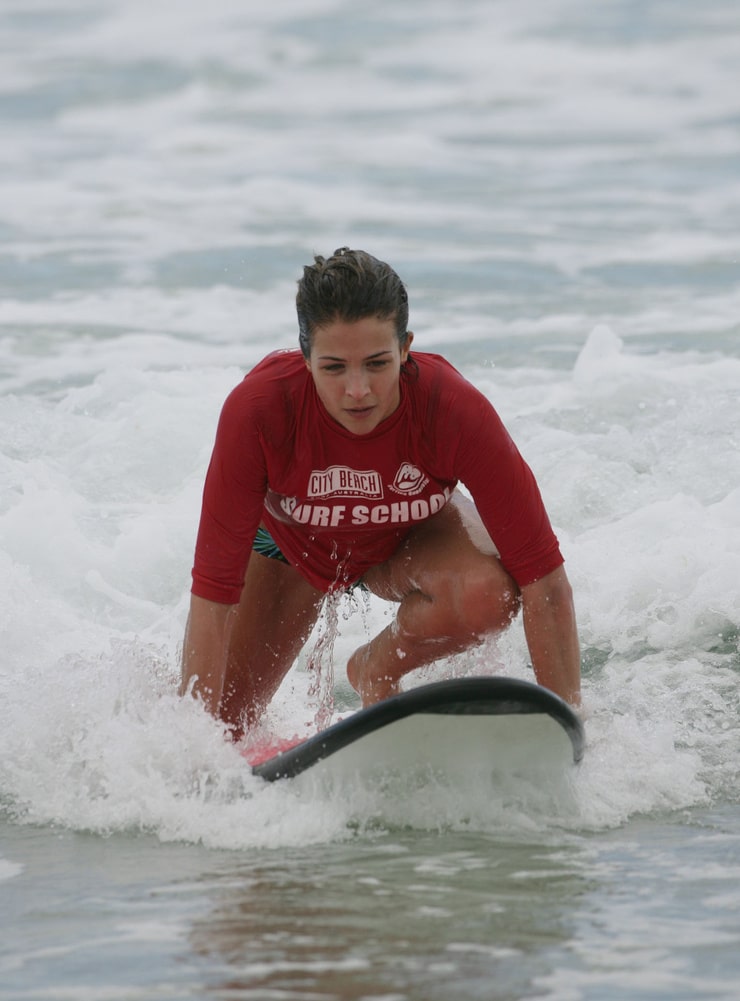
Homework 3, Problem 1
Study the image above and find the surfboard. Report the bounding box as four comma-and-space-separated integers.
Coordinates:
247, 677, 584, 782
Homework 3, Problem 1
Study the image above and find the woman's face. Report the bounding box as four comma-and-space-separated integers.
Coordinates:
306, 316, 412, 435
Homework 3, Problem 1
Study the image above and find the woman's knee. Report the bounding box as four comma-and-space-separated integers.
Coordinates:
397, 560, 519, 643
448, 561, 520, 638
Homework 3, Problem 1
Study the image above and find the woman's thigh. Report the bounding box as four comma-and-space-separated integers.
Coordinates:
363, 492, 515, 604
220, 553, 325, 730
228, 551, 324, 669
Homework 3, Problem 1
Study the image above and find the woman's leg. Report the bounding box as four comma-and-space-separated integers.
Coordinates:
347, 494, 521, 705
220, 553, 324, 734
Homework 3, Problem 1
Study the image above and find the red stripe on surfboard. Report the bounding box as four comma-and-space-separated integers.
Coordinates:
241, 734, 305, 767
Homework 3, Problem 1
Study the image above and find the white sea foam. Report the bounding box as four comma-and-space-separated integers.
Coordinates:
0, 857, 24, 883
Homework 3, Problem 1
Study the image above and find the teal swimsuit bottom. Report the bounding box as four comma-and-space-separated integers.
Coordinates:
252, 525, 289, 564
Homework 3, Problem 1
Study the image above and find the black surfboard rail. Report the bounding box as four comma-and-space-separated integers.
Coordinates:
251, 677, 585, 782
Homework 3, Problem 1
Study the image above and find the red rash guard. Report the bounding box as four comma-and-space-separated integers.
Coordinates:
191, 350, 563, 601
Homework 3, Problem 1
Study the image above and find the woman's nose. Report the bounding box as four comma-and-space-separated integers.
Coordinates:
344, 369, 370, 399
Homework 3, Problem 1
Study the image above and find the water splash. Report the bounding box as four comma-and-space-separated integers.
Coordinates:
306, 593, 339, 730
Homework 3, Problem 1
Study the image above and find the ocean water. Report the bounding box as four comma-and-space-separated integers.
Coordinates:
1, 0, 739, 998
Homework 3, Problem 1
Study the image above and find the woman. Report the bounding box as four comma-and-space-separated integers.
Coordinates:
181, 248, 580, 737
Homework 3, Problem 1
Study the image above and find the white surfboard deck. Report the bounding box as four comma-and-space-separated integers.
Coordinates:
249, 677, 584, 783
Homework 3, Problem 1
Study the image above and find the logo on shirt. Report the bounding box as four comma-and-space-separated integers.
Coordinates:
307, 466, 383, 499
390, 462, 429, 496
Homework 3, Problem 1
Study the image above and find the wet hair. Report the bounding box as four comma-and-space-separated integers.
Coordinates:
296, 247, 410, 358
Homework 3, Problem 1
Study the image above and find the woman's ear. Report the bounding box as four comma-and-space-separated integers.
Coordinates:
401, 331, 414, 362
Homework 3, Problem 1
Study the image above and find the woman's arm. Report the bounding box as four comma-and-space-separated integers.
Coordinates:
180, 594, 238, 716
520, 564, 581, 707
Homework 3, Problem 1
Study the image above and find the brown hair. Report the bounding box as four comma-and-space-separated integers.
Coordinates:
296, 247, 409, 358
